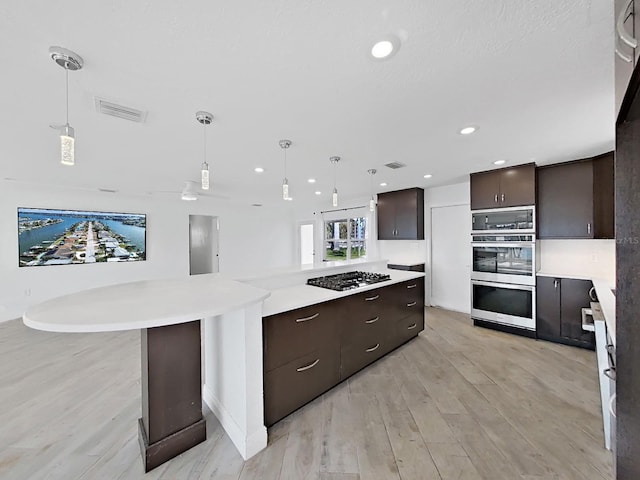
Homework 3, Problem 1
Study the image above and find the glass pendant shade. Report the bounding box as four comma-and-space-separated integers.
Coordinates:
201, 162, 210, 190
332, 188, 338, 207
282, 178, 289, 200
370, 197, 376, 212
60, 125, 75, 166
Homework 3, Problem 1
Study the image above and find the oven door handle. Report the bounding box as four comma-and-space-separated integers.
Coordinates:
471, 280, 535, 291
471, 242, 535, 248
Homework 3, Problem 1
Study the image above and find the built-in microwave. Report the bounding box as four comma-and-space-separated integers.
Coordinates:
471, 280, 536, 330
471, 236, 539, 286
471, 206, 535, 235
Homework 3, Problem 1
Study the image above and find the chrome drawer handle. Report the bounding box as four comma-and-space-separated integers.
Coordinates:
407, 284, 417, 289
606, 344, 615, 355
603, 367, 616, 381
407, 301, 417, 307
365, 316, 379, 324
295, 313, 319, 323
296, 359, 320, 372
609, 394, 617, 418
407, 323, 417, 330
618, 0, 638, 49
365, 343, 380, 353
365, 295, 379, 301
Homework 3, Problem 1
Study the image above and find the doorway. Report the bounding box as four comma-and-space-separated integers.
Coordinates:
430, 204, 470, 313
299, 222, 314, 264
189, 215, 219, 275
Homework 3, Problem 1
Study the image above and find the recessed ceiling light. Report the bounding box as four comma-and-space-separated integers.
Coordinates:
308, 178, 316, 183
380, 182, 387, 187
493, 159, 506, 165
459, 126, 478, 135
423, 174, 432, 179
285, 197, 293, 201
314, 191, 322, 195
254, 167, 264, 173
371, 35, 400, 60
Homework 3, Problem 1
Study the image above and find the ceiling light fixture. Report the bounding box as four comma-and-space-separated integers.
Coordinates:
315, 191, 322, 195
367, 169, 377, 212
49, 47, 83, 166
493, 159, 506, 165
330, 156, 341, 207
308, 178, 316, 183
380, 182, 387, 187
424, 174, 432, 179
279, 140, 292, 200
371, 35, 401, 60
459, 126, 478, 135
181, 181, 198, 201
254, 167, 264, 173
196, 111, 213, 190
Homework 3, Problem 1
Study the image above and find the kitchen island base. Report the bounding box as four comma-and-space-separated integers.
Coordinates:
138, 320, 206, 472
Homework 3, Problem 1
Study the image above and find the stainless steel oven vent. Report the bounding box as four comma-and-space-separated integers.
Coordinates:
94, 97, 147, 123
384, 162, 406, 169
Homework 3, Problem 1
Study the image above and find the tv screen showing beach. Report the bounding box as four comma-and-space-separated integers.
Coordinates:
18, 208, 146, 267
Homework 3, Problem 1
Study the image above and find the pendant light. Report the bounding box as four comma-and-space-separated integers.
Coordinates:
279, 139, 292, 200
367, 169, 377, 211
196, 111, 213, 190
330, 156, 341, 207
49, 47, 83, 166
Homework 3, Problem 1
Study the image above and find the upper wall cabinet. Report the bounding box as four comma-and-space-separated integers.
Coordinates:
470, 163, 536, 210
537, 152, 614, 239
377, 188, 424, 240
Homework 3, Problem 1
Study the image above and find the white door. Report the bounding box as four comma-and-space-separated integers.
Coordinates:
299, 222, 314, 264
189, 215, 219, 275
430, 204, 470, 313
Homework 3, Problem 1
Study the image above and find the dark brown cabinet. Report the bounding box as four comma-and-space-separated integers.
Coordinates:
470, 163, 535, 210
536, 152, 614, 239
536, 276, 595, 350
263, 278, 425, 426
377, 188, 424, 240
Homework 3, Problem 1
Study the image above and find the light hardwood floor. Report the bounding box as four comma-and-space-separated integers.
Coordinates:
0, 308, 613, 480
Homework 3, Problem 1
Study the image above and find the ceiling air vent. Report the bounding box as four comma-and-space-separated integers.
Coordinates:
95, 97, 147, 123
384, 162, 406, 169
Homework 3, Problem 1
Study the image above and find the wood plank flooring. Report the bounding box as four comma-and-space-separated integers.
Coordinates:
0, 307, 613, 480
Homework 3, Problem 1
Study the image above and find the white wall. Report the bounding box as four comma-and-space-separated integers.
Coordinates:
538, 239, 616, 283
0, 182, 295, 322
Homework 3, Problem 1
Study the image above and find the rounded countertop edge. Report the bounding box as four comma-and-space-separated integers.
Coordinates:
22, 278, 271, 333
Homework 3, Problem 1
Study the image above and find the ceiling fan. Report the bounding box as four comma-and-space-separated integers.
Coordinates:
150, 180, 229, 201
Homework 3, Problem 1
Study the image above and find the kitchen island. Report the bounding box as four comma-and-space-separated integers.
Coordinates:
22, 258, 425, 471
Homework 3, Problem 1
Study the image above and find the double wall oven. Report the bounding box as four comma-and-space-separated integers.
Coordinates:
471, 206, 538, 332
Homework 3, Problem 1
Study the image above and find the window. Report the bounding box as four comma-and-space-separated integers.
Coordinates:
324, 217, 367, 261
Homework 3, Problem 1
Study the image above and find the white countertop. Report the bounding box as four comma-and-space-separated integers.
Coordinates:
23, 275, 270, 333
262, 268, 424, 317
537, 271, 615, 346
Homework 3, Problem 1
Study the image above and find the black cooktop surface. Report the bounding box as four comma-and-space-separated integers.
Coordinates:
306, 271, 391, 291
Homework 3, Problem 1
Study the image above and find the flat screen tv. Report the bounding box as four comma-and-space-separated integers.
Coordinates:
18, 207, 146, 267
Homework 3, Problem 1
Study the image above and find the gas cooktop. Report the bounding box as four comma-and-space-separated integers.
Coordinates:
306, 271, 391, 291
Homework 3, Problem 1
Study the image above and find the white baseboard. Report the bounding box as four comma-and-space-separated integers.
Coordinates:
202, 383, 267, 460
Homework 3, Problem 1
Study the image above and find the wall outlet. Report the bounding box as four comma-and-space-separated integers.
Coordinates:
24, 288, 31, 297
591, 254, 599, 263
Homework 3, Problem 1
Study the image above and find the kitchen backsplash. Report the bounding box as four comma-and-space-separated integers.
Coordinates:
377, 240, 427, 266
538, 239, 615, 283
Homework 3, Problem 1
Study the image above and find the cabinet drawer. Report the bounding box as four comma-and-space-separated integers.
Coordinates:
341, 335, 389, 380
263, 301, 341, 372
396, 311, 424, 345
403, 278, 424, 303
264, 347, 340, 426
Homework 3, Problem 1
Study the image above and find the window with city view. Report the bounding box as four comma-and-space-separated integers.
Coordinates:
324, 217, 366, 261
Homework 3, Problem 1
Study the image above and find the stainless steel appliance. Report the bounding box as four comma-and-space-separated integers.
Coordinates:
470, 206, 538, 333
471, 280, 535, 330
471, 234, 538, 286
306, 271, 391, 291
471, 206, 535, 234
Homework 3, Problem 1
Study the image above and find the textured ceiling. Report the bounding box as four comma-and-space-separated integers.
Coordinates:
0, 0, 614, 206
